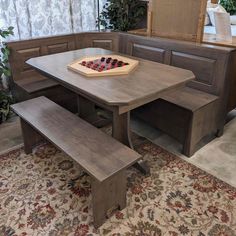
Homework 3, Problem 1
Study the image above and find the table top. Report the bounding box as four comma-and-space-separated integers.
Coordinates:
27, 48, 195, 109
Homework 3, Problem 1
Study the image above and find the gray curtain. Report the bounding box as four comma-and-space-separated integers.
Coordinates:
0, 0, 106, 40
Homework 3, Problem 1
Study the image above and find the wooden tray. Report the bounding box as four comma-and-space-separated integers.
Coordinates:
67, 55, 139, 77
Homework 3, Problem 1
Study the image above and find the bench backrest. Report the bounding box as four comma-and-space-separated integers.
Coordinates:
7, 35, 76, 82
7, 31, 236, 113
7, 32, 119, 83
119, 33, 235, 99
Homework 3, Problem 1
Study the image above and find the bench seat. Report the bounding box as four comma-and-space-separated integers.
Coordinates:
160, 87, 219, 112
11, 96, 141, 227
15, 73, 58, 94
12, 70, 77, 113
159, 87, 220, 156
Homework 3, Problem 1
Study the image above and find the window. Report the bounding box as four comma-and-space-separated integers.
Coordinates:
0, 0, 106, 40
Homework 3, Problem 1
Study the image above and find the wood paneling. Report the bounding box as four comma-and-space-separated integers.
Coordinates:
92, 39, 113, 50
170, 51, 216, 85
7, 32, 236, 157
8, 34, 76, 82
119, 33, 232, 96
18, 47, 41, 71
119, 32, 235, 156
75, 32, 119, 52
131, 43, 166, 63
47, 43, 69, 54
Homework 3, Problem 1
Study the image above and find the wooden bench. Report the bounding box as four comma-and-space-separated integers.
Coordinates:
119, 33, 236, 156
160, 87, 219, 156
11, 96, 140, 228
7, 31, 236, 156
7, 32, 119, 113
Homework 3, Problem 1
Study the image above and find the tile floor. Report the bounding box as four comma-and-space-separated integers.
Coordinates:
132, 112, 236, 188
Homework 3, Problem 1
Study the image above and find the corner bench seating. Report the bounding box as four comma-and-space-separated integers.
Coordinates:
11, 96, 141, 228
119, 33, 236, 156
7, 31, 236, 156
157, 87, 220, 156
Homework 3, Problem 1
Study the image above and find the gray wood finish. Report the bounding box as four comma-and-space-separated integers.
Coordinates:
20, 119, 43, 154
7, 31, 236, 157
131, 43, 166, 63
7, 34, 79, 112
92, 171, 126, 228
161, 87, 219, 156
7, 32, 119, 112
161, 87, 218, 112
119, 32, 236, 156
74, 32, 119, 51
12, 96, 139, 227
26, 47, 194, 173
11, 96, 140, 183
27, 48, 194, 110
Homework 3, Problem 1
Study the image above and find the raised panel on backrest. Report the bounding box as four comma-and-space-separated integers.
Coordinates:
119, 33, 233, 96
41, 35, 76, 55
18, 47, 41, 71
119, 34, 167, 63
131, 43, 165, 63
92, 39, 113, 50
170, 51, 216, 85
75, 32, 119, 52
47, 43, 69, 54
7, 34, 76, 81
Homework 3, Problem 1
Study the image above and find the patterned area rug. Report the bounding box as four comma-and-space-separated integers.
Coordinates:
1, 134, 236, 236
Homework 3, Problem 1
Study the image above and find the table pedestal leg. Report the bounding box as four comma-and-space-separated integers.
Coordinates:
77, 96, 111, 128
112, 111, 150, 176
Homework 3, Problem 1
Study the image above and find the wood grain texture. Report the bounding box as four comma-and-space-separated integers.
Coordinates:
67, 55, 139, 77
119, 32, 235, 107
27, 48, 194, 107
11, 96, 141, 183
74, 32, 119, 51
7, 32, 236, 157
92, 171, 126, 228
148, 0, 207, 42
14, 72, 58, 93
20, 118, 43, 154
119, 32, 234, 156
160, 87, 219, 112
131, 43, 166, 63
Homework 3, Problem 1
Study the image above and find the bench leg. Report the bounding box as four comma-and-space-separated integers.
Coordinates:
91, 171, 127, 228
216, 126, 224, 137
183, 107, 220, 157
20, 118, 42, 154
183, 137, 195, 157
183, 114, 197, 157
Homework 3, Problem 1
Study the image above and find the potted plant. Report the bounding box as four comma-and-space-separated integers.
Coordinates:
0, 26, 14, 124
220, 0, 236, 15
98, 0, 147, 31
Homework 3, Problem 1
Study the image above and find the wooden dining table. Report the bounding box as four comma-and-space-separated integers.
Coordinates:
27, 48, 195, 175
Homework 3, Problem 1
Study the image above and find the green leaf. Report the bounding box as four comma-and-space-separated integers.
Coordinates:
220, 0, 236, 15
98, 0, 147, 31
0, 26, 13, 82
0, 90, 13, 123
